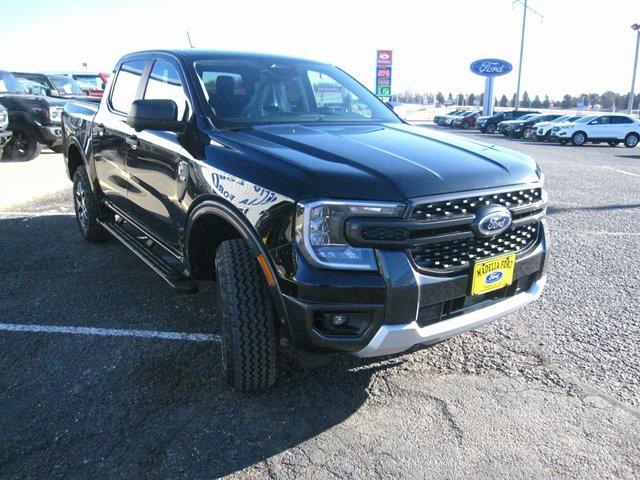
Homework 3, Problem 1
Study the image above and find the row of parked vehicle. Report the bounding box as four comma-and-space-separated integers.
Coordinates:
0, 70, 108, 161
437, 108, 640, 148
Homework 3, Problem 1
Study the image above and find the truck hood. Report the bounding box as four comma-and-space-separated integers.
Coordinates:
217, 123, 540, 201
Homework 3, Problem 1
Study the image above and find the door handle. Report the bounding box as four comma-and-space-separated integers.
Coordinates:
126, 135, 139, 150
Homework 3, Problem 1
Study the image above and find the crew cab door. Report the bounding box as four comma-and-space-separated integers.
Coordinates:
124, 58, 192, 252
93, 59, 148, 213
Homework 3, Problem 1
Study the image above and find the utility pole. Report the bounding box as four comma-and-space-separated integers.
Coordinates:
627, 23, 640, 114
513, 0, 543, 110
186, 31, 194, 49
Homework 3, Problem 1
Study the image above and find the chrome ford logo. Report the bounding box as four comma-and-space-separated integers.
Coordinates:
473, 205, 512, 237
485, 271, 504, 284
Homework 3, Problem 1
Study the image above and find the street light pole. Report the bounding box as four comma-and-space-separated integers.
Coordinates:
514, 0, 528, 111
627, 24, 640, 114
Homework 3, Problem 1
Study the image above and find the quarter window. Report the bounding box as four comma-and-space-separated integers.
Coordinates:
611, 116, 633, 124
110, 60, 147, 114
144, 60, 189, 120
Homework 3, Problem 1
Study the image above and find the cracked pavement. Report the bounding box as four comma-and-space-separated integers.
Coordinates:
1, 134, 639, 479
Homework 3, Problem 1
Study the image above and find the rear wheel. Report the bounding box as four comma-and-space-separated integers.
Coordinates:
624, 133, 639, 148
486, 123, 496, 134
215, 239, 278, 391
571, 131, 587, 146
461, 121, 470, 129
3, 127, 41, 162
73, 166, 108, 242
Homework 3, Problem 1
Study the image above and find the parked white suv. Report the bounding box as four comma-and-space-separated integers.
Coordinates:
551, 114, 640, 147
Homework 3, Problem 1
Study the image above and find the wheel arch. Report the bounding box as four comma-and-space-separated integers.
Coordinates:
185, 197, 291, 329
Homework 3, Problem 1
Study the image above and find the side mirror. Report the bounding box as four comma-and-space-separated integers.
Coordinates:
45, 88, 58, 97
127, 99, 185, 133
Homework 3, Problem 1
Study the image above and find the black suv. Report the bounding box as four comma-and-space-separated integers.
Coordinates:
477, 110, 539, 133
505, 114, 563, 139
0, 104, 11, 160
62, 50, 548, 391
0, 70, 66, 160
13, 72, 86, 98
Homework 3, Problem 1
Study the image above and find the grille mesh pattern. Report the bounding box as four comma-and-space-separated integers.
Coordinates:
410, 223, 539, 271
411, 188, 543, 221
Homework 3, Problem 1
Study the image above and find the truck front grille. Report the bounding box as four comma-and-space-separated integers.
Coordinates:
410, 222, 539, 272
410, 188, 543, 221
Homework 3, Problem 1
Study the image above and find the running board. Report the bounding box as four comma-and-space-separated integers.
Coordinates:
100, 220, 198, 294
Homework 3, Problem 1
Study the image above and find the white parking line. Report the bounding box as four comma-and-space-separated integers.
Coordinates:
603, 166, 640, 178
0, 211, 75, 217
0, 323, 221, 342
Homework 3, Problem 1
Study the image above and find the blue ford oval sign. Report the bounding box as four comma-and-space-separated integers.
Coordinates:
470, 59, 513, 77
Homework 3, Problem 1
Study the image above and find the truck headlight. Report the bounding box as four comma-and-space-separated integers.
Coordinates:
295, 200, 405, 270
49, 106, 63, 124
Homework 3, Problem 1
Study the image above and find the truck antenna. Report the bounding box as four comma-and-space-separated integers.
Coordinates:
186, 31, 194, 49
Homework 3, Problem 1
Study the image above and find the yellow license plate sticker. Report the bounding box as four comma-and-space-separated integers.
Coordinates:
471, 253, 516, 296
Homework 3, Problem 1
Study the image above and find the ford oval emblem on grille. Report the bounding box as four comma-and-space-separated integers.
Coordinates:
485, 271, 504, 284
473, 204, 512, 237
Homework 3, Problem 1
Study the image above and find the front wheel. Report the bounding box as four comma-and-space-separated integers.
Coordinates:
3, 128, 42, 162
624, 133, 639, 148
486, 124, 497, 134
215, 239, 278, 391
571, 131, 587, 146
523, 127, 534, 140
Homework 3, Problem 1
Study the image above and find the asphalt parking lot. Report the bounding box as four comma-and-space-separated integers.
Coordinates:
1, 131, 639, 479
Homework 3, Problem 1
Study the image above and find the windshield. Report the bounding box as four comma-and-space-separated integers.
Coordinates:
575, 116, 597, 124
0, 71, 26, 94
551, 115, 570, 123
72, 74, 105, 90
51, 76, 84, 95
194, 58, 400, 126
516, 114, 536, 121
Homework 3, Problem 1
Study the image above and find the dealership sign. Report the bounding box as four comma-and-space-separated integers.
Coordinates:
376, 50, 393, 98
470, 58, 513, 77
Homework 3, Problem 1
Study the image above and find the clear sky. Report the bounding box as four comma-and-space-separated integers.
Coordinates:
1, 0, 637, 99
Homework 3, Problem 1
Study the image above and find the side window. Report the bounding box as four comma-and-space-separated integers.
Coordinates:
611, 116, 633, 124
590, 116, 608, 125
144, 59, 189, 120
110, 60, 147, 114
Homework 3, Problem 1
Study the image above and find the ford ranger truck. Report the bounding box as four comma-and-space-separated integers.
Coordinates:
62, 50, 548, 391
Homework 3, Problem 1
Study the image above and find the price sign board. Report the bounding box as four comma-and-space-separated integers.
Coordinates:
376, 50, 393, 99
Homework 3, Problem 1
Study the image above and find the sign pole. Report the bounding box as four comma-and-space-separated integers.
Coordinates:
483, 77, 494, 117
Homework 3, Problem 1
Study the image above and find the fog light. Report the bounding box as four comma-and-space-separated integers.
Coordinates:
330, 314, 348, 327
315, 311, 373, 336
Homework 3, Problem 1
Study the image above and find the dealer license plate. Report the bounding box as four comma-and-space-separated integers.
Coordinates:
470, 253, 516, 296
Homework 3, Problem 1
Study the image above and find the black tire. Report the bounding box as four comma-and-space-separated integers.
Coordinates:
523, 127, 534, 140
624, 133, 639, 148
215, 239, 278, 391
461, 121, 470, 129
3, 127, 42, 161
486, 123, 496, 134
73, 166, 108, 242
608, 141, 620, 147
571, 131, 587, 146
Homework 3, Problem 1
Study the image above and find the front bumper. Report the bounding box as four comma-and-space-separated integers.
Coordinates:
38, 125, 63, 147
279, 219, 548, 357
356, 275, 545, 357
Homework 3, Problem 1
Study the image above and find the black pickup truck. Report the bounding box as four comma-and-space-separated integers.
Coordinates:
0, 70, 66, 160
62, 50, 548, 391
